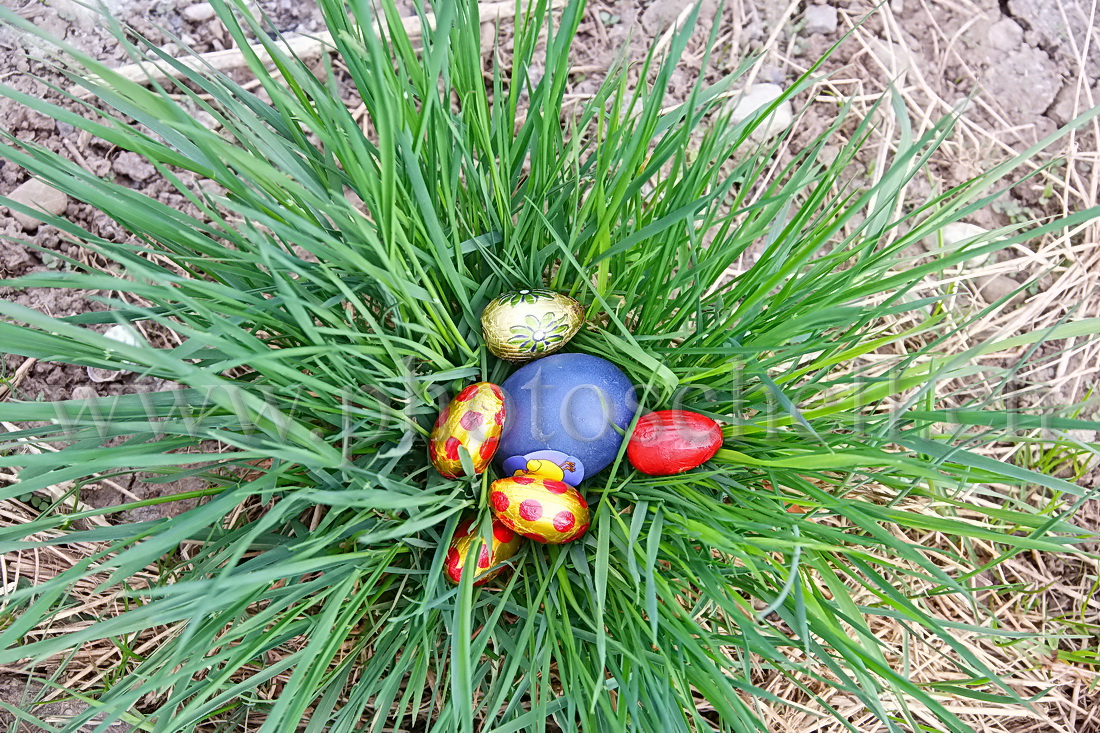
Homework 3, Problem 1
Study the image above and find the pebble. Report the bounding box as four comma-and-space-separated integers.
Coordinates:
481, 21, 497, 51
987, 17, 1024, 51
978, 274, 1025, 304
869, 39, 914, 77
194, 110, 219, 131
928, 222, 988, 248
113, 151, 156, 182
641, 0, 717, 32
6, 178, 69, 231
729, 83, 794, 142
981, 46, 1059, 117
71, 385, 98, 401
803, 5, 838, 35
1043, 82, 1100, 126
924, 222, 998, 268
182, 2, 217, 22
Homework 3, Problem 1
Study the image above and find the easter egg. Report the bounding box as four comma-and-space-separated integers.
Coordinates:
490, 476, 590, 544
429, 382, 506, 478
444, 516, 523, 585
481, 289, 584, 362
627, 410, 722, 476
501, 450, 585, 486
497, 353, 637, 477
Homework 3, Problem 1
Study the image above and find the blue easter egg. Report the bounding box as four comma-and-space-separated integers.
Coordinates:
497, 353, 638, 477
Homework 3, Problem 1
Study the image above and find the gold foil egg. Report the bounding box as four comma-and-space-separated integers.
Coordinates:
444, 516, 523, 585
489, 476, 590, 544
429, 382, 506, 478
480, 289, 584, 362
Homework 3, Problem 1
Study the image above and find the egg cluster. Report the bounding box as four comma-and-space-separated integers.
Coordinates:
431, 289, 725, 586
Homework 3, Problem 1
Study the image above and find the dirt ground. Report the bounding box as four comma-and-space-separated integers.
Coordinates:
0, 0, 1098, 730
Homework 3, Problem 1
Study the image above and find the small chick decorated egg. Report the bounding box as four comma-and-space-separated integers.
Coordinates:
481, 289, 584, 362
444, 516, 523, 586
627, 410, 722, 476
501, 450, 585, 487
429, 382, 506, 478
490, 476, 590, 544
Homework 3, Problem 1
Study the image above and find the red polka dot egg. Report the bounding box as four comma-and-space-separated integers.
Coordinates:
429, 382, 506, 478
444, 516, 523, 586
489, 476, 590, 544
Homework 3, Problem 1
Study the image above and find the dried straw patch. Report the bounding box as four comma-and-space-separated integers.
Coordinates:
752, 490, 1100, 733
0, 492, 324, 725
0, 500, 164, 693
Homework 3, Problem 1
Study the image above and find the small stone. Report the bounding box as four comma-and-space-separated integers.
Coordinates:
729, 83, 794, 142
928, 222, 988, 248
1046, 82, 1081, 127
987, 17, 1024, 51
978, 274, 1025, 304
869, 39, 914, 78
981, 46, 1059, 117
803, 5, 838, 35
756, 64, 785, 85
194, 110, 219, 131
642, 0, 717, 33
112, 152, 156, 182
71, 385, 98, 400
6, 178, 68, 231
182, 2, 217, 22
480, 21, 497, 51
889, 0, 904, 13
925, 222, 999, 267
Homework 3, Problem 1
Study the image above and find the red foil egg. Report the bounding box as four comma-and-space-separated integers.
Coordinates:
429, 382, 506, 478
489, 476, 590, 544
627, 410, 722, 476
444, 516, 523, 585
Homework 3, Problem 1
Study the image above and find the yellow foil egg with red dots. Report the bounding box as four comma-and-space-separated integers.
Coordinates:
489, 476, 590, 544
430, 382, 506, 478
444, 516, 523, 586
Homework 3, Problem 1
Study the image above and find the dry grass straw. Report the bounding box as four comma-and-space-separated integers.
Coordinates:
0, 500, 163, 690
756, 491, 1100, 732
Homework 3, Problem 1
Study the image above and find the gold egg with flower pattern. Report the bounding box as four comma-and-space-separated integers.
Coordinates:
480, 289, 585, 362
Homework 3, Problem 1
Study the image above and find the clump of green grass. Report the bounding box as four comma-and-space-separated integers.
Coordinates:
0, 0, 1098, 730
